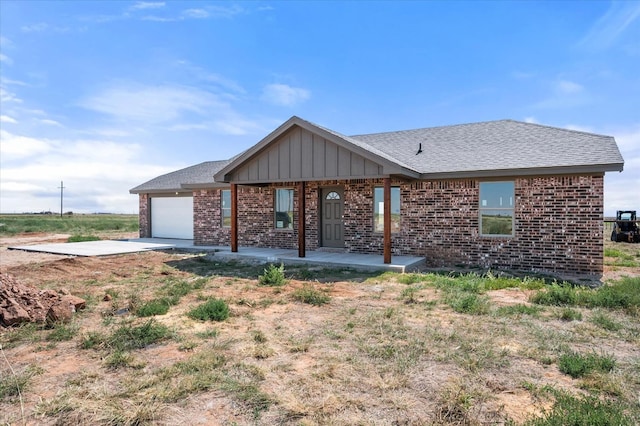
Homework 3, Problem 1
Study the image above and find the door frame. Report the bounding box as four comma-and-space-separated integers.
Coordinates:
319, 186, 345, 248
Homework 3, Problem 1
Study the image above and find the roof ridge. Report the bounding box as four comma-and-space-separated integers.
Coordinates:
350, 119, 610, 139
503, 119, 612, 138
349, 119, 512, 138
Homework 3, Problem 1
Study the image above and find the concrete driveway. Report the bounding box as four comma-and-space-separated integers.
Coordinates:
8, 240, 176, 257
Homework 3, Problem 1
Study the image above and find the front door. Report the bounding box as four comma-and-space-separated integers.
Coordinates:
321, 187, 344, 248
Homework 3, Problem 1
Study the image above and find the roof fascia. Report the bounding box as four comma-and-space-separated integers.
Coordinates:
181, 183, 229, 189
129, 189, 193, 195
418, 163, 624, 180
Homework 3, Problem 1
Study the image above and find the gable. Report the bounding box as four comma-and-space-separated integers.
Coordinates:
224, 126, 386, 184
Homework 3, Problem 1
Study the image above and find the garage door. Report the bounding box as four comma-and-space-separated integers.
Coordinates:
151, 197, 194, 239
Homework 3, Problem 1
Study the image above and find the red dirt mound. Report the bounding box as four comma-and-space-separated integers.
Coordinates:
0, 271, 85, 327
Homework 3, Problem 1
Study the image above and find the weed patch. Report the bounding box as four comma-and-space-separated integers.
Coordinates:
495, 304, 542, 317
188, 298, 230, 321
0, 364, 42, 400
292, 284, 330, 306
558, 351, 615, 378
524, 389, 633, 425
258, 263, 287, 287
108, 319, 172, 351
46, 322, 79, 341
136, 298, 176, 317
444, 291, 490, 315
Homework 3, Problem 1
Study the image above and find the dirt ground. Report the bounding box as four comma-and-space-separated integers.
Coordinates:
1, 233, 638, 425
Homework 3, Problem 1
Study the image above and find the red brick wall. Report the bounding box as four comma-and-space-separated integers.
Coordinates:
138, 194, 150, 238
190, 174, 604, 276
193, 190, 230, 246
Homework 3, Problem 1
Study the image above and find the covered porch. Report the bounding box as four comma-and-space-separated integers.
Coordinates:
130, 238, 425, 273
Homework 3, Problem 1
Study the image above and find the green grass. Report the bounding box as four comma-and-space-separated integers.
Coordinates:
46, 322, 79, 341
187, 299, 230, 321
494, 304, 542, 317
136, 298, 176, 317
444, 291, 491, 315
590, 311, 623, 331
292, 284, 330, 306
0, 214, 138, 236
67, 235, 101, 242
0, 365, 42, 400
530, 277, 640, 312
558, 351, 616, 378
107, 319, 172, 351
525, 389, 634, 425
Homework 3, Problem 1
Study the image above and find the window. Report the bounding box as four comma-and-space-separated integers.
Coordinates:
325, 191, 340, 200
221, 189, 231, 227
373, 186, 401, 233
275, 188, 294, 229
479, 181, 514, 236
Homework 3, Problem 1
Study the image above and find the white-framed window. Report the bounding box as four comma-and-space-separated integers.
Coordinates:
479, 181, 514, 236
221, 189, 231, 227
373, 186, 401, 233
275, 188, 294, 229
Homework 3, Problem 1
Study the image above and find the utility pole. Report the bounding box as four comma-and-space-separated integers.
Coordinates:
58, 181, 65, 218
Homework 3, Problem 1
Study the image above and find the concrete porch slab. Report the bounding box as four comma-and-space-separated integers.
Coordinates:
8, 240, 176, 257
129, 238, 425, 272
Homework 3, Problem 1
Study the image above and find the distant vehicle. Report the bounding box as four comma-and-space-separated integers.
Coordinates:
611, 210, 640, 243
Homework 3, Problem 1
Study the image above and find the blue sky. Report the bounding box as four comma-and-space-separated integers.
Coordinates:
1, 1, 638, 215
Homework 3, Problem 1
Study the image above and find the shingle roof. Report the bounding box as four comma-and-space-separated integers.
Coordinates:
134, 118, 624, 192
350, 119, 624, 176
129, 160, 230, 194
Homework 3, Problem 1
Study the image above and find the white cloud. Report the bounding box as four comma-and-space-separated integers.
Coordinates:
579, 2, 640, 50
556, 80, 584, 95
80, 84, 222, 123
564, 124, 593, 133
613, 127, 640, 154
130, 2, 165, 11
603, 126, 640, 216
21, 22, 49, 33
0, 53, 12, 65
0, 115, 17, 124
533, 78, 589, 109
261, 83, 310, 107
182, 9, 209, 19
524, 116, 537, 124
0, 130, 52, 160
40, 119, 63, 127
0, 130, 181, 213
20, 23, 72, 33
174, 60, 246, 94
1, 87, 23, 103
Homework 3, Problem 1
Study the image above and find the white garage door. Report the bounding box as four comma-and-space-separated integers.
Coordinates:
151, 197, 194, 239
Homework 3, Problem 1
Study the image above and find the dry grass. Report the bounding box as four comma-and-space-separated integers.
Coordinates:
1, 246, 639, 425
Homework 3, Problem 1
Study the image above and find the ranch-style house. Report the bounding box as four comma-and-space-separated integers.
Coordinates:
130, 116, 624, 277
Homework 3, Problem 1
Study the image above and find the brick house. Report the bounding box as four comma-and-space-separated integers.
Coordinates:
130, 116, 624, 277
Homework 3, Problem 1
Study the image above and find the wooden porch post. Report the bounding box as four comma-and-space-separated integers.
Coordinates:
297, 181, 306, 258
231, 183, 238, 252
383, 177, 392, 264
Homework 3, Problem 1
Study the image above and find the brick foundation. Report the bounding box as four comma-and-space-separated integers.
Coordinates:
138, 194, 150, 238
183, 174, 604, 276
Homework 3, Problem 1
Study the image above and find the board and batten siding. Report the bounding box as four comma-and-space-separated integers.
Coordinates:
230, 127, 384, 183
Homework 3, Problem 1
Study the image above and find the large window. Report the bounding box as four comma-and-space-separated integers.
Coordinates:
373, 186, 401, 233
275, 188, 294, 229
479, 181, 514, 236
221, 189, 231, 227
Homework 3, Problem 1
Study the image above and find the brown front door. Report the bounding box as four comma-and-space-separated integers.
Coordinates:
321, 187, 344, 248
